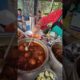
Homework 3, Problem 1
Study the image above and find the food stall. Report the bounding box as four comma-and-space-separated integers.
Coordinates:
0, 0, 63, 80
17, 0, 63, 80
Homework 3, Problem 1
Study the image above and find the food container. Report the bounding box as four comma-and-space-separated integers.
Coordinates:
51, 42, 62, 63
49, 42, 63, 80
17, 38, 49, 76
35, 68, 58, 80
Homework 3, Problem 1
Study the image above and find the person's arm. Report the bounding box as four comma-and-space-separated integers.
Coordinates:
32, 21, 41, 34
22, 15, 25, 22
17, 28, 25, 39
18, 28, 24, 34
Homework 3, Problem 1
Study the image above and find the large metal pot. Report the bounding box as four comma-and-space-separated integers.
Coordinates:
49, 42, 63, 80
18, 38, 49, 75
50, 42, 62, 64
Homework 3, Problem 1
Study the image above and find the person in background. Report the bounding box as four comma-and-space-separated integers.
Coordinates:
37, 10, 42, 21
18, 9, 62, 39
17, 9, 23, 21
0, 10, 16, 32
26, 16, 31, 31
35, 10, 42, 24
17, 8, 25, 31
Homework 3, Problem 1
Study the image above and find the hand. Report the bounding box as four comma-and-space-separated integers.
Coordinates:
17, 28, 25, 39
32, 21, 41, 34
18, 33, 25, 40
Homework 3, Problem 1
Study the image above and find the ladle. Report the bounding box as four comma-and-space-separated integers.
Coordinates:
25, 38, 34, 51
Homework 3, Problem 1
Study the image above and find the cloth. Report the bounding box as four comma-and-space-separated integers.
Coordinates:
26, 25, 30, 31
39, 9, 62, 30
51, 22, 63, 37
26, 21, 31, 31
17, 15, 22, 21
51, 25, 62, 37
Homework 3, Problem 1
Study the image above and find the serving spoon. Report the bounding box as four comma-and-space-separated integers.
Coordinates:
25, 38, 34, 51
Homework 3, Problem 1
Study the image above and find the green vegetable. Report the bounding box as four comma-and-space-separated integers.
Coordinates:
46, 77, 51, 80
36, 70, 56, 80
39, 72, 44, 77
45, 71, 49, 77
50, 72, 54, 79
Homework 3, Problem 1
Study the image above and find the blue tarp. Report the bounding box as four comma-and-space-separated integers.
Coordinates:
0, 0, 8, 10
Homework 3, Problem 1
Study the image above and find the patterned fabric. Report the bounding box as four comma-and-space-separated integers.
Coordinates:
39, 9, 62, 30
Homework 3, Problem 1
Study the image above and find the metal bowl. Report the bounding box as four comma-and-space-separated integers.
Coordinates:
18, 38, 49, 74
51, 42, 62, 63
35, 68, 58, 80
49, 42, 62, 80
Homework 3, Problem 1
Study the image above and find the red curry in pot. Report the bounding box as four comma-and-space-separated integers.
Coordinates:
18, 42, 46, 71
